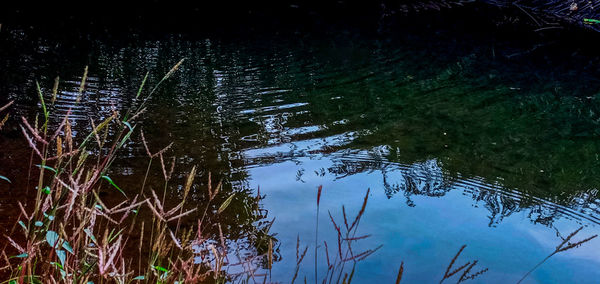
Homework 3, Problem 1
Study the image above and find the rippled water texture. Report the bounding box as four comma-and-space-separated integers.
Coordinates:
2, 20, 600, 282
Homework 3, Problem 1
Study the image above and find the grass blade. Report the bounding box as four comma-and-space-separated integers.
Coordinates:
36, 81, 48, 119
36, 164, 57, 174
218, 193, 235, 214
136, 72, 149, 100
102, 175, 126, 197
0, 175, 11, 184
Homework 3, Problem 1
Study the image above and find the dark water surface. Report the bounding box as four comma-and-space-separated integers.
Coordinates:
2, 13, 600, 283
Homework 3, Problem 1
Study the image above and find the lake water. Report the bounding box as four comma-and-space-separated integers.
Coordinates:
2, 11, 600, 283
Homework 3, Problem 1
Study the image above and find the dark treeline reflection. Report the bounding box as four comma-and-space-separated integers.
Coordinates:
2, 17, 600, 262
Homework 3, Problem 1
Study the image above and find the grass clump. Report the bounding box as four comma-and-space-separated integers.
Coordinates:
0, 60, 275, 283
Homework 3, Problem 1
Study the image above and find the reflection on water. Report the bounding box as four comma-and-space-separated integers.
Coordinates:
2, 21, 600, 282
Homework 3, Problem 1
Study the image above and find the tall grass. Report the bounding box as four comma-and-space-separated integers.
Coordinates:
0, 100, 14, 184
0, 61, 274, 283
517, 226, 598, 283
439, 245, 488, 283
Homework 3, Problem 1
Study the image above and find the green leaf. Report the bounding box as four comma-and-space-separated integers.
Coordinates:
56, 250, 66, 266
42, 186, 51, 194
0, 175, 11, 184
123, 121, 132, 130
136, 72, 149, 100
36, 164, 57, 174
132, 276, 145, 280
218, 193, 235, 214
108, 228, 124, 243
84, 228, 97, 244
153, 265, 169, 273
44, 213, 55, 221
46, 230, 59, 248
50, 261, 63, 269
584, 18, 600, 24
36, 81, 48, 119
10, 253, 28, 258
9, 280, 16, 284
62, 241, 73, 254
118, 125, 136, 148
18, 221, 27, 231
101, 175, 126, 197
